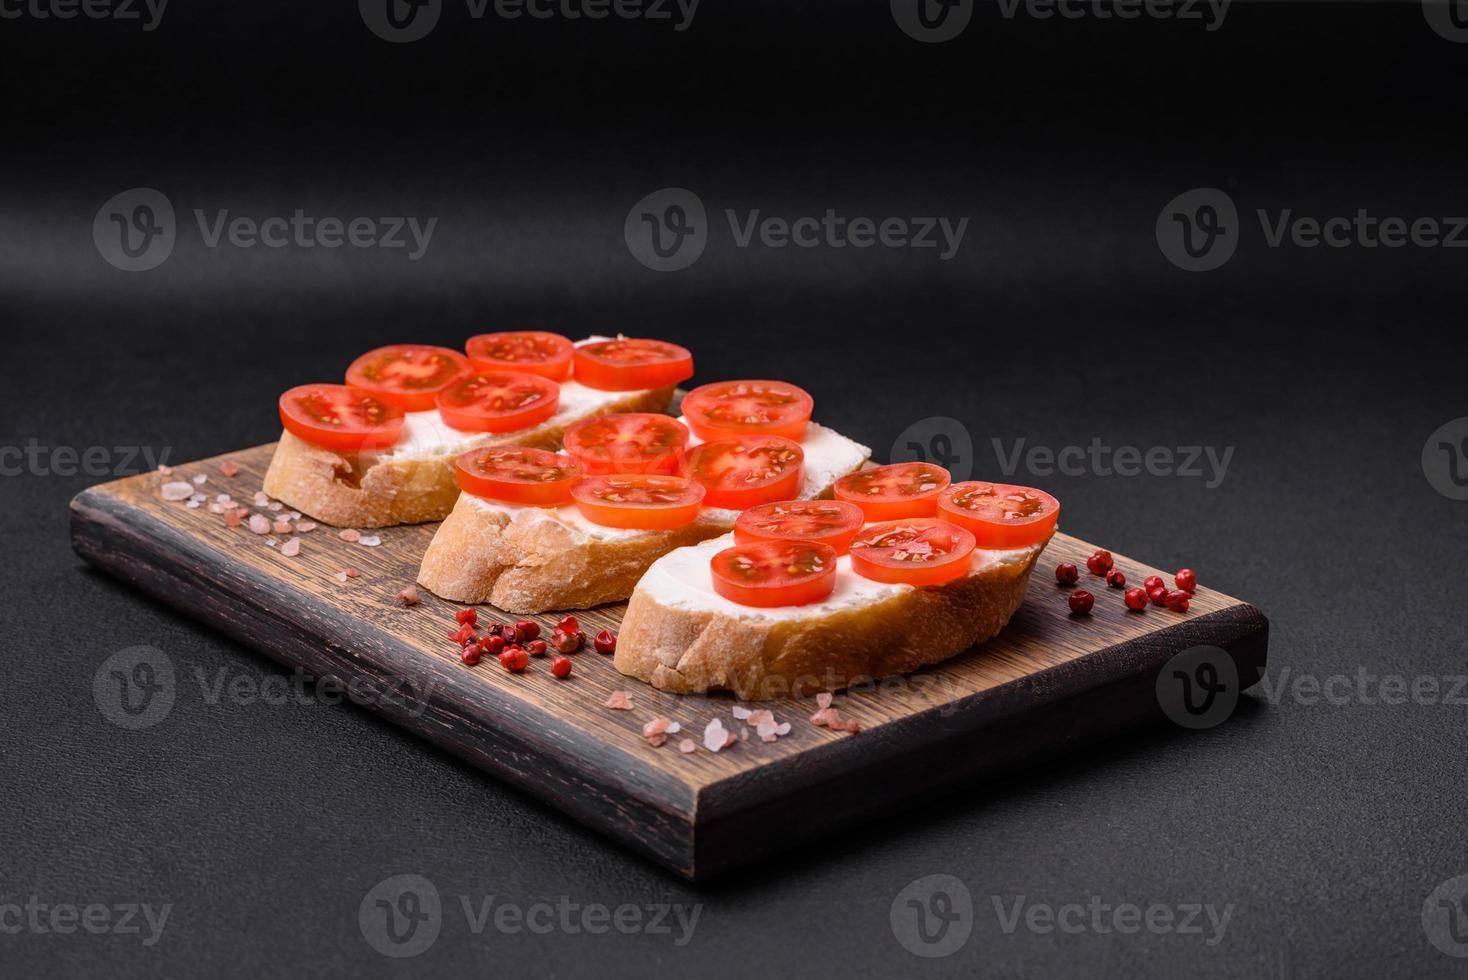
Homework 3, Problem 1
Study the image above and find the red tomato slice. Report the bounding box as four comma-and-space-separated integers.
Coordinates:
709, 540, 838, 608
570, 475, 705, 530
279, 384, 405, 451
345, 345, 470, 412
572, 338, 694, 391
435, 371, 560, 433
455, 447, 584, 506
733, 499, 865, 555
848, 519, 977, 587
685, 436, 804, 511
562, 413, 689, 476
937, 482, 1061, 548
465, 331, 575, 381
680, 380, 814, 442
833, 462, 952, 521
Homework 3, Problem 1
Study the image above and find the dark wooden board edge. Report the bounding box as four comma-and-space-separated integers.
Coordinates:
689, 604, 1268, 878
70, 488, 703, 877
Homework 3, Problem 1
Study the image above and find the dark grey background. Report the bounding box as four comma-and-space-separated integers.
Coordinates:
4, 1, 1468, 976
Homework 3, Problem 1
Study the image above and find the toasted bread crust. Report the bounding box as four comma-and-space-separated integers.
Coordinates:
416, 495, 732, 614
614, 538, 1048, 698
261, 386, 675, 528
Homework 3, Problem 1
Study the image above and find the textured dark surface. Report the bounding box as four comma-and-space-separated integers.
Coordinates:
5, 0, 1468, 976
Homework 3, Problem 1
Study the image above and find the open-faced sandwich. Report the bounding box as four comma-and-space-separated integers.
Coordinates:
415, 380, 871, 613
614, 469, 1060, 697
263, 333, 688, 528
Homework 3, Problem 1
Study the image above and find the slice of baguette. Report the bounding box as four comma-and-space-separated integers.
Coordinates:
262, 384, 675, 528
415, 421, 872, 612
614, 532, 1051, 698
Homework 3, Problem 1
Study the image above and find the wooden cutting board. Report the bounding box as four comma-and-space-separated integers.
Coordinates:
70, 443, 1268, 880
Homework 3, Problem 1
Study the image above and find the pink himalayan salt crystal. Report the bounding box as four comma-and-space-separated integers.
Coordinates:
605, 691, 633, 710
161, 482, 194, 501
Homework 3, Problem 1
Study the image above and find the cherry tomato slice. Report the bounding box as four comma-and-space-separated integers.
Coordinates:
709, 540, 838, 608
562, 413, 689, 476
937, 482, 1061, 548
455, 447, 584, 506
570, 475, 705, 530
572, 338, 694, 391
833, 462, 952, 521
436, 371, 561, 433
680, 380, 814, 442
733, 499, 865, 555
279, 384, 405, 451
345, 345, 470, 412
685, 435, 804, 511
848, 519, 977, 587
465, 331, 575, 381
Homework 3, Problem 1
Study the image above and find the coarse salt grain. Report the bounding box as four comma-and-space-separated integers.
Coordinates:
666, 722, 681, 734
605, 691, 633, 710
272, 521, 293, 535
296, 522, 317, 533
248, 514, 271, 535
731, 706, 751, 720
192, 474, 207, 485
186, 500, 201, 509
645, 733, 668, 748
161, 482, 194, 501
358, 535, 382, 548
280, 538, 301, 558
219, 461, 240, 478
816, 692, 833, 709
642, 718, 670, 738
267, 502, 283, 512
678, 739, 696, 754
334, 571, 350, 584
339, 529, 360, 542
703, 719, 728, 752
